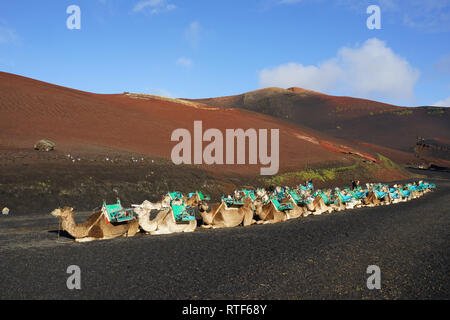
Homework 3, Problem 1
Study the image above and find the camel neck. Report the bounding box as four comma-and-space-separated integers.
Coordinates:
61, 213, 77, 232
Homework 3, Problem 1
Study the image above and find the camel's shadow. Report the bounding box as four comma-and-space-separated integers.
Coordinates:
48, 229, 75, 240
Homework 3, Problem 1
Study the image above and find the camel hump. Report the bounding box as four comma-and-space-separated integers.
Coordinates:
84, 211, 103, 226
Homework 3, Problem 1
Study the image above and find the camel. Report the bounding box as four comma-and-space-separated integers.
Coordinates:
285, 190, 312, 218
274, 193, 307, 219
133, 197, 197, 235
51, 207, 139, 242
363, 191, 381, 207
334, 188, 361, 210
198, 197, 255, 229
285, 201, 308, 219
308, 192, 334, 215
253, 198, 288, 224
388, 186, 402, 204
407, 183, 423, 199
377, 186, 393, 205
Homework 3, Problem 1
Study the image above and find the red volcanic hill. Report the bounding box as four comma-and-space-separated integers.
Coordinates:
0, 72, 416, 183
191, 87, 450, 166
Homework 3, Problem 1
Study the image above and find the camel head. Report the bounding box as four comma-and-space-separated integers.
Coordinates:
256, 188, 266, 198
161, 195, 171, 209
51, 207, 74, 219
253, 198, 266, 214
234, 191, 245, 201
185, 193, 201, 207
132, 200, 157, 218
253, 199, 261, 213
198, 199, 211, 213
242, 196, 256, 211
172, 198, 183, 206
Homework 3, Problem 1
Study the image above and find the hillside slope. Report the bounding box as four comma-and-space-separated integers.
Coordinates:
0, 72, 398, 176
191, 87, 450, 165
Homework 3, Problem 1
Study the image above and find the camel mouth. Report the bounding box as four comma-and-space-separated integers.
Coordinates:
50, 210, 59, 217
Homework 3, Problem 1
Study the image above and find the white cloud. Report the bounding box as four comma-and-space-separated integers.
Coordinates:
184, 21, 201, 48
433, 97, 450, 107
176, 57, 193, 68
259, 38, 420, 104
260, 61, 342, 93
133, 0, 176, 14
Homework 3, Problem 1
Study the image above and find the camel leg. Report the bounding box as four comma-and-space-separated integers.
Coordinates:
242, 210, 255, 226
184, 220, 197, 233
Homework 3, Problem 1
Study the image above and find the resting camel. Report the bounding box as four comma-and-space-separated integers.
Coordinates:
377, 186, 393, 205
363, 191, 381, 207
286, 192, 312, 218
259, 188, 312, 218
198, 197, 255, 229
308, 193, 334, 215
253, 198, 288, 224
51, 207, 139, 242
285, 201, 308, 219
407, 183, 423, 199
274, 194, 308, 220
133, 196, 197, 235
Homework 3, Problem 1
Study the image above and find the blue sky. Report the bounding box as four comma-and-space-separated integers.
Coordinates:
0, 0, 449, 106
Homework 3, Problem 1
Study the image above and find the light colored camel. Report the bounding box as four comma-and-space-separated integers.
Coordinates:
133, 197, 197, 235
51, 207, 139, 242
198, 197, 255, 229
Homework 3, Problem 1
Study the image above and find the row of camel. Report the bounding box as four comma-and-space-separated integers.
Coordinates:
51, 180, 436, 243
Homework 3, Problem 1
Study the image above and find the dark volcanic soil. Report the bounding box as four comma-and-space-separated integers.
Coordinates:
0, 149, 241, 215
0, 169, 448, 300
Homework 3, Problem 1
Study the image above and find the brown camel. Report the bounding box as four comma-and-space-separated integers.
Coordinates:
363, 191, 381, 207
253, 199, 288, 224
51, 207, 139, 242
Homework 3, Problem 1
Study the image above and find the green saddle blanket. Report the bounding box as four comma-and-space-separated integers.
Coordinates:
271, 198, 293, 211
171, 203, 195, 222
